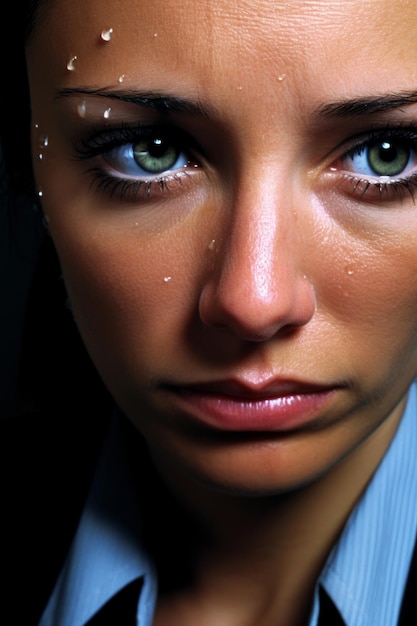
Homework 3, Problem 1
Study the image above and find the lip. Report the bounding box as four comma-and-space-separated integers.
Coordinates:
167, 378, 340, 432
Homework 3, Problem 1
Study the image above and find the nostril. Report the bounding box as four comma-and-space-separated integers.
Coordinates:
198, 273, 316, 343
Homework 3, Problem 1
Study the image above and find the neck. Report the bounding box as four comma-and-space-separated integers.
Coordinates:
134, 402, 404, 626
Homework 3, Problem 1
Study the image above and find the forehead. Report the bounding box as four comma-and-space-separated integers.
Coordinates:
28, 0, 417, 111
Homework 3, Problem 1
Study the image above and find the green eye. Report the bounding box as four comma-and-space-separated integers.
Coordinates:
367, 140, 410, 177
133, 136, 181, 174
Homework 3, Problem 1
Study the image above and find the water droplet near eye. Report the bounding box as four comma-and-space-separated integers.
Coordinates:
77, 101, 87, 118
118, 74, 125, 83
278, 74, 286, 81
67, 56, 78, 71
103, 107, 112, 119
164, 276, 172, 283
100, 28, 113, 42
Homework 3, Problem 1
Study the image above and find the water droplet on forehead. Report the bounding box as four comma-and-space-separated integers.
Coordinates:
77, 101, 87, 118
103, 107, 112, 119
163, 276, 172, 282
100, 28, 113, 42
154, 32, 158, 38
278, 74, 286, 81
67, 56, 78, 71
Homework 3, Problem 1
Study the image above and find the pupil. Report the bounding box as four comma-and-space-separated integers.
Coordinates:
379, 141, 397, 163
149, 137, 166, 157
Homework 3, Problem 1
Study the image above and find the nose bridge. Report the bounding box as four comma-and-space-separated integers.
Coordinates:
199, 172, 316, 340
225, 182, 284, 303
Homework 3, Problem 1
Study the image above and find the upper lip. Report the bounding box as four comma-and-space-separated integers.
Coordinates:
171, 377, 337, 400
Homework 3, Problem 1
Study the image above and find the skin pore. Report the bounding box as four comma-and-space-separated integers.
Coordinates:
26, 0, 417, 624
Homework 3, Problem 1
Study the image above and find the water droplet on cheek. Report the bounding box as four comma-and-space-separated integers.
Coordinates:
100, 27, 113, 42
103, 107, 112, 119
208, 239, 216, 251
163, 276, 172, 283
345, 265, 354, 276
77, 101, 87, 118
118, 74, 125, 83
67, 56, 78, 71
278, 74, 286, 81
35, 132, 49, 162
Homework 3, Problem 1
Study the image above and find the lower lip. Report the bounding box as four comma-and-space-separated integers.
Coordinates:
173, 389, 336, 432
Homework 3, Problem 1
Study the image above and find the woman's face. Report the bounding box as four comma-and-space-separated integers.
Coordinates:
27, 0, 417, 495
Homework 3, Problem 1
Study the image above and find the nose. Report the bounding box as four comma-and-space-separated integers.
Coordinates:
199, 184, 316, 342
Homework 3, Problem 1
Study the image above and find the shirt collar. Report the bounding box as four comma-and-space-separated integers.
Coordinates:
39, 414, 157, 626
313, 382, 417, 626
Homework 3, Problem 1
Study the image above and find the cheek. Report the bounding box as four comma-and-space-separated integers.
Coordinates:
312, 227, 417, 373
53, 224, 203, 386
333, 251, 417, 326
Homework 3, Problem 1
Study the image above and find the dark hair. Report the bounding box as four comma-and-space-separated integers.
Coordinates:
0, 0, 50, 194
1, 0, 114, 421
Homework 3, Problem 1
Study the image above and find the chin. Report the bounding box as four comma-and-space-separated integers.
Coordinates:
147, 432, 339, 502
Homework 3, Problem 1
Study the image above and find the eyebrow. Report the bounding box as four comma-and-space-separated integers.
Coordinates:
56, 87, 214, 117
317, 90, 417, 118
57, 86, 417, 121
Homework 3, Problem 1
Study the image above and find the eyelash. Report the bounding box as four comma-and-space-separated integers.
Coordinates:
335, 126, 417, 203
74, 122, 417, 205
74, 123, 202, 202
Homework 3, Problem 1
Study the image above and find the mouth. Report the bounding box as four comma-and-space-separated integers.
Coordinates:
164, 377, 341, 432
